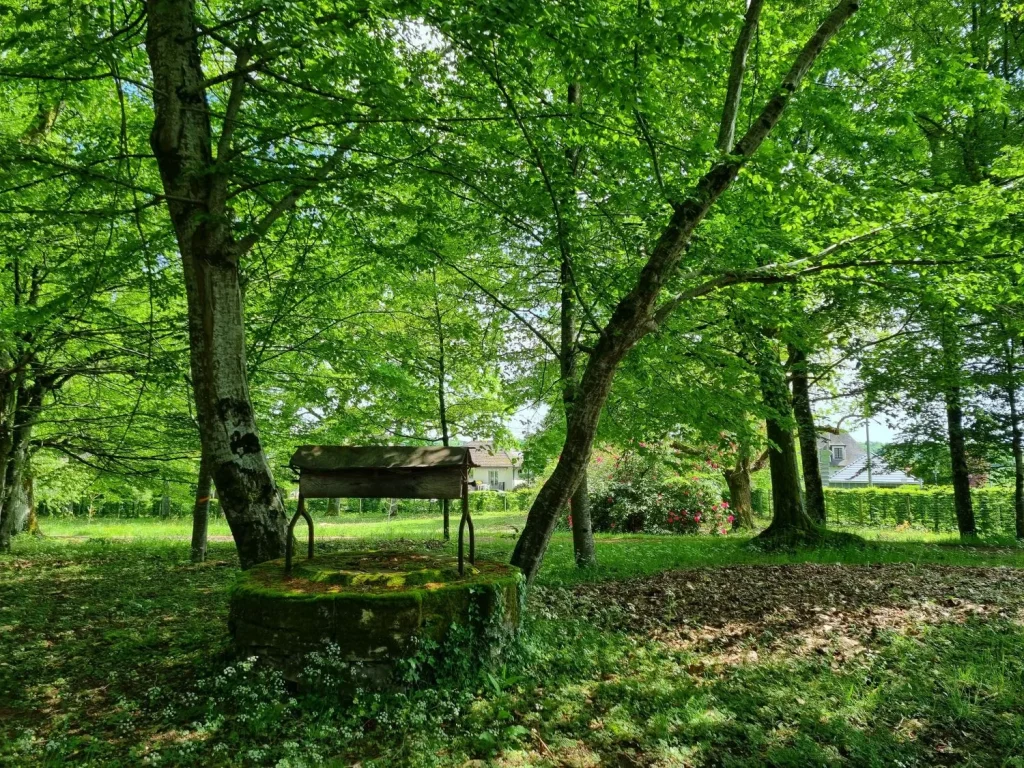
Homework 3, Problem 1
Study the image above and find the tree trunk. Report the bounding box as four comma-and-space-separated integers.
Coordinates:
511, 352, 621, 582
788, 345, 827, 524
191, 452, 214, 563
570, 469, 596, 567
1007, 337, 1024, 539
0, 438, 27, 552
0, 382, 43, 552
723, 460, 755, 529
755, 342, 818, 540
560, 258, 596, 567
433, 270, 453, 542
556, 81, 597, 569
145, 0, 287, 568
160, 478, 171, 518
944, 386, 977, 536
24, 479, 40, 537
326, 497, 341, 516
7, 469, 34, 536
510, 0, 860, 582
0, 372, 26, 545
939, 315, 976, 538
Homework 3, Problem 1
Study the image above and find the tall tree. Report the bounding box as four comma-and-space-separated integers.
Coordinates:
507, 0, 863, 581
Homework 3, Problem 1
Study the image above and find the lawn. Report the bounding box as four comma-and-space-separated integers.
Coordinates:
3, 515, 1024, 766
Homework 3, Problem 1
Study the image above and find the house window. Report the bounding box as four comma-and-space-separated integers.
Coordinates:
488, 470, 499, 488
831, 445, 845, 462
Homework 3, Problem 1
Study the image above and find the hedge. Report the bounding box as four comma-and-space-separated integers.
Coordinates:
752, 486, 1020, 537
36, 488, 537, 520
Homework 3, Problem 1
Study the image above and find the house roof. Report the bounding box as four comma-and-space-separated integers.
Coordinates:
816, 430, 865, 455
826, 454, 922, 486
464, 441, 521, 468
290, 445, 475, 472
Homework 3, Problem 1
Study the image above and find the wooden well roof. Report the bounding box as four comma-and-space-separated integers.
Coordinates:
289, 445, 475, 473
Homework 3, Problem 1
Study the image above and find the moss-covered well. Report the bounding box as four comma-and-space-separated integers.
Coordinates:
228, 551, 523, 687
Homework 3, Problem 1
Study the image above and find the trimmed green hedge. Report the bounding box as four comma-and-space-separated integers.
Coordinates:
37, 488, 537, 520
752, 486, 1020, 536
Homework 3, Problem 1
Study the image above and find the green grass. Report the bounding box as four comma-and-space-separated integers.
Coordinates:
37, 507, 527, 541
3, 516, 1024, 766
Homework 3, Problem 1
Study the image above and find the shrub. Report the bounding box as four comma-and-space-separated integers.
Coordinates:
588, 449, 729, 535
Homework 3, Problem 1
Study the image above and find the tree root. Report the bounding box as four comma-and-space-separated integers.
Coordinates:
749, 525, 866, 552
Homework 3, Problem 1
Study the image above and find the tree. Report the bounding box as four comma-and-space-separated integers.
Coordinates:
506, 0, 863, 581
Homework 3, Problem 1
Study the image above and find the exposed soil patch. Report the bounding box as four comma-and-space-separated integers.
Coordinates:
536, 563, 1024, 665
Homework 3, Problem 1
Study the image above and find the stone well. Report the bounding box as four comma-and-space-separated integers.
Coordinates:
228, 550, 523, 686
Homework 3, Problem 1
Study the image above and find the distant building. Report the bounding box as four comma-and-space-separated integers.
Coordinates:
816, 429, 920, 487
465, 441, 522, 491
816, 430, 865, 473
825, 454, 923, 488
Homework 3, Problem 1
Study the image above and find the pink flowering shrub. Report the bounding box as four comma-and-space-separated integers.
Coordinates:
588, 450, 729, 535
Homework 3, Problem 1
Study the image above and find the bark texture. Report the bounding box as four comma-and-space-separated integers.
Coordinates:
145, 0, 287, 568
722, 443, 767, 530
788, 345, 826, 524
0, 381, 43, 552
510, 0, 859, 583
723, 461, 755, 529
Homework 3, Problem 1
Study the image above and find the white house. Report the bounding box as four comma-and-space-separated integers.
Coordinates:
826, 455, 923, 488
816, 430, 921, 487
816, 430, 865, 476
465, 441, 522, 491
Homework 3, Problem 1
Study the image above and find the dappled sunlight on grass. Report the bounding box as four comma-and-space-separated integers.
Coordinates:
4, 521, 1024, 765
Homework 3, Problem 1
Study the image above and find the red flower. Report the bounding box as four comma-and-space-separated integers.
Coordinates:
727, 514, 735, 523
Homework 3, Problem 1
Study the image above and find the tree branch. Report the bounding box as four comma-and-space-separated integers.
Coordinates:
233, 125, 363, 257
717, 0, 765, 153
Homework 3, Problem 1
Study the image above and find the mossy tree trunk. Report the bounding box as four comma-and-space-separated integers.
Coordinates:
755, 340, 819, 542
725, 441, 769, 530
0, 379, 44, 553
789, 344, 827, 525
723, 461, 755, 529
